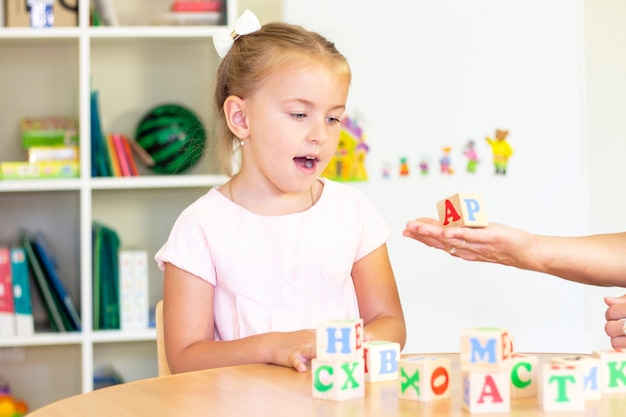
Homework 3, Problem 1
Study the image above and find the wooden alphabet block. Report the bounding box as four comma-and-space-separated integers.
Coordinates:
398, 356, 451, 402
316, 319, 364, 360
462, 370, 511, 413
551, 355, 601, 400
592, 349, 626, 394
364, 340, 400, 382
510, 353, 539, 398
540, 364, 585, 412
437, 193, 487, 228
311, 358, 364, 401
460, 327, 514, 372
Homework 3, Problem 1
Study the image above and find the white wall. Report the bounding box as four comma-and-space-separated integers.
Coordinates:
583, 0, 626, 349
282, 0, 619, 354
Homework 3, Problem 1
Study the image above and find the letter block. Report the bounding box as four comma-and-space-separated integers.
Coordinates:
510, 353, 539, 398
462, 370, 511, 413
592, 349, 626, 394
551, 355, 601, 400
398, 356, 451, 402
540, 364, 585, 412
311, 358, 364, 401
364, 340, 400, 382
316, 319, 363, 360
460, 327, 514, 372
436, 193, 487, 228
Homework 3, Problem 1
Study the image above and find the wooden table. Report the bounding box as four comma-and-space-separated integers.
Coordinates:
28, 353, 626, 417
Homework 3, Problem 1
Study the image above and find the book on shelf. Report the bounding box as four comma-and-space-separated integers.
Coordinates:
112, 134, 132, 177
119, 249, 149, 331
93, 222, 121, 330
105, 134, 122, 177
93, 0, 119, 26
0, 246, 17, 337
90, 90, 111, 178
22, 231, 81, 332
11, 246, 35, 336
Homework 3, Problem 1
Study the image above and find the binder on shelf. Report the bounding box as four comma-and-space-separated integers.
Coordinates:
10, 247, 35, 336
120, 250, 149, 331
22, 231, 81, 332
93, 222, 121, 330
0, 247, 16, 337
90, 90, 111, 177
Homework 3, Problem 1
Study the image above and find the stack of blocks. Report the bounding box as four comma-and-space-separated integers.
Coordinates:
311, 319, 401, 400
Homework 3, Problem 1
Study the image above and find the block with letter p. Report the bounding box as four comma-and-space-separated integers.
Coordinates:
364, 340, 400, 382
398, 356, 451, 402
316, 319, 364, 360
460, 327, 514, 372
437, 193, 487, 228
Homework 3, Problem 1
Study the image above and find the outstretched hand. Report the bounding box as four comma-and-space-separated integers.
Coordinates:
402, 218, 530, 267
605, 295, 626, 349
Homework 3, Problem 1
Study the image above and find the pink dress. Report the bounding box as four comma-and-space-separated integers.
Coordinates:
155, 179, 391, 341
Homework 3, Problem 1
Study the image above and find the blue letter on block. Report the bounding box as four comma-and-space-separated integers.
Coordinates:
470, 337, 497, 364
378, 349, 399, 374
463, 198, 481, 221
326, 327, 352, 355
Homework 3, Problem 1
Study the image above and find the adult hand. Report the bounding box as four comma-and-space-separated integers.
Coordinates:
605, 295, 626, 349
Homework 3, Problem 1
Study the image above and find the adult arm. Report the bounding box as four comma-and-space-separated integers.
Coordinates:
403, 218, 626, 287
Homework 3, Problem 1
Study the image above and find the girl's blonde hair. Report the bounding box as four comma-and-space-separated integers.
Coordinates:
212, 22, 352, 176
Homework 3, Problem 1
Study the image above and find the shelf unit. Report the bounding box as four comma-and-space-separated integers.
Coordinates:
0, 0, 235, 409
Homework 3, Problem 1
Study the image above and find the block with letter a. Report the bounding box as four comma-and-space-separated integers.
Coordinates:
462, 369, 511, 413
437, 193, 487, 228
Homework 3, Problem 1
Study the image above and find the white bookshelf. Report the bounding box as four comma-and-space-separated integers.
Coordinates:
0, 0, 235, 409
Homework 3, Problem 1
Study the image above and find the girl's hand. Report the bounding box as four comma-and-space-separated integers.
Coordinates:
605, 295, 626, 349
269, 329, 316, 372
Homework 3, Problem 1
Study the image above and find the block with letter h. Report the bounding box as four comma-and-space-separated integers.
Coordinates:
312, 319, 364, 401
398, 355, 451, 402
551, 355, 601, 400
540, 364, 585, 412
592, 349, 626, 394
437, 193, 487, 228
364, 340, 400, 382
460, 327, 514, 413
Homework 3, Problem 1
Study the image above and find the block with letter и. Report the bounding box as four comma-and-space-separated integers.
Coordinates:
312, 318, 365, 401
437, 193, 487, 228
398, 355, 451, 402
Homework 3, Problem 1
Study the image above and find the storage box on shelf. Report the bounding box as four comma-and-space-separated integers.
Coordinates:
0, 0, 236, 410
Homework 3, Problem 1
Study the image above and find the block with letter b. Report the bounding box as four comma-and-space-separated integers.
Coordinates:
364, 340, 400, 382
316, 318, 364, 360
540, 364, 585, 412
311, 358, 365, 401
460, 327, 514, 372
398, 356, 451, 402
437, 193, 487, 228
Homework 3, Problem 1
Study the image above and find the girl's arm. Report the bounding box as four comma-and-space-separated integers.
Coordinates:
163, 263, 316, 374
352, 244, 407, 348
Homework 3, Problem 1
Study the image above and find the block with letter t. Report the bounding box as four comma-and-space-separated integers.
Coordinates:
316, 318, 364, 360
551, 354, 601, 400
364, 340, 400, 382
460, 327, 514, 372
398, 355, 451, 402
437, 193, 487, 228
540, 364, 585, 412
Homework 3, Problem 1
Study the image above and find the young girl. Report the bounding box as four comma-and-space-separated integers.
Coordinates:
155, 10, 406, 374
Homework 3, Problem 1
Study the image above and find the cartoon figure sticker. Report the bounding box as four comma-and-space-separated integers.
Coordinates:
485, 129, 513, 175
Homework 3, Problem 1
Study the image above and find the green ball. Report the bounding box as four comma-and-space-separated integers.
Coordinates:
135, 104, 206, 174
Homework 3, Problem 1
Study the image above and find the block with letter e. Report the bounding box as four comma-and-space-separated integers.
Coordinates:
593, 349, 626, 394
398, 355, 451, 402
437, 193, 487, 228
460, 327, 514, 372
316, 318, 363, 360
540, 364, 585, 412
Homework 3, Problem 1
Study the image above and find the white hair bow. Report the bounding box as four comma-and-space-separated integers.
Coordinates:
213, 9, 262, 58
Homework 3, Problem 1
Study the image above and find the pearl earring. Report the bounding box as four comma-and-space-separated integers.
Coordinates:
240, 140, 245, 146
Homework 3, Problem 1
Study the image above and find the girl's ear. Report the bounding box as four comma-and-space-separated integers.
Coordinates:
223, 96, 249, 139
